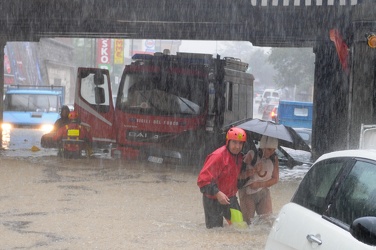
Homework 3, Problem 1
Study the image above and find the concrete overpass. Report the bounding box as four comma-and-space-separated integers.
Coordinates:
0, 0, 375, 159
0, 0, 359, 46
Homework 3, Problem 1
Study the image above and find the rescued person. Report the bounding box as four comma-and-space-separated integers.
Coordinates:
238, 135, 279, 225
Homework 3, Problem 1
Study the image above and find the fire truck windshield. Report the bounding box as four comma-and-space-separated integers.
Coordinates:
119, 72, 205, 116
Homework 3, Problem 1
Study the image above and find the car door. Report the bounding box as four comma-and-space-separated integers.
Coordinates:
266, 157, 376, 249
74, 68, 116, 148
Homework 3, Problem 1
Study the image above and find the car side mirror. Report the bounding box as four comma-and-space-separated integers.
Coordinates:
350, 216, 376, 246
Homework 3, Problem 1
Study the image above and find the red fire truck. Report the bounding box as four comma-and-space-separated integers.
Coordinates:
73, 51, 254, 164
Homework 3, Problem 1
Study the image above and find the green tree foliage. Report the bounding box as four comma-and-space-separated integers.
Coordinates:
267, 47, 315, 90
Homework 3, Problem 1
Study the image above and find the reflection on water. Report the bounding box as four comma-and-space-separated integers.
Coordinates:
2, 127, 11, 149
1, 127, 57, 157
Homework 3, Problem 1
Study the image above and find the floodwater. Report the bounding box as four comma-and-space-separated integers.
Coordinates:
0, 128, 308, 249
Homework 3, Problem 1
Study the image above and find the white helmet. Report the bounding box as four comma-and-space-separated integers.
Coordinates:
259, 135, 278, 149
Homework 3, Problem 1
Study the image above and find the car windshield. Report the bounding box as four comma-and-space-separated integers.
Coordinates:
118, 71, 205, 116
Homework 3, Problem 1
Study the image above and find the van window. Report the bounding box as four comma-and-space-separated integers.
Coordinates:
227, 82, 233, 111
294, 107, 309, 117
262, 90, 279, 99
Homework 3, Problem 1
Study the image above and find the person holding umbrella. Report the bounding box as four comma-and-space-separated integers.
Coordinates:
197, 127, 247, 229
238, 135, 279, 225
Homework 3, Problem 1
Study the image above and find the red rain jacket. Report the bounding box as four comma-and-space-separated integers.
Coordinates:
197, 145, 243, 199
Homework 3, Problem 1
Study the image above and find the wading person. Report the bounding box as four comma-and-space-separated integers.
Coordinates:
238, 135, 279, 225
53, 105, 71, 131
54, 111, 93, 158
40, 105, 71, 148
197, 127, 247, 229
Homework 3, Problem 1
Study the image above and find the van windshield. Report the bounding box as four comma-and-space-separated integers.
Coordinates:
4, 94, 59, 112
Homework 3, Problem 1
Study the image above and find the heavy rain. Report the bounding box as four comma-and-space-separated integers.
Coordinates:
0, 0, 375, 249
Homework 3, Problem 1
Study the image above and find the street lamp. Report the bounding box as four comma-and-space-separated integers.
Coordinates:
367, 34, 376, 48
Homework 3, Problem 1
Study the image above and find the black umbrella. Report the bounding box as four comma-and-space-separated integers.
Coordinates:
227, 118, 311, 152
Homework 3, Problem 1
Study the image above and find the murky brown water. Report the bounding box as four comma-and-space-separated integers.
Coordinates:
0, 156, 300, 249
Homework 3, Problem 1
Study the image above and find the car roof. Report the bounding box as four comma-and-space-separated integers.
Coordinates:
316, 149, 376, 162
263, 88, 276, 92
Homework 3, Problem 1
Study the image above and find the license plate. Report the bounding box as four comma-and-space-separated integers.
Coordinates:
147, 156, 163, 164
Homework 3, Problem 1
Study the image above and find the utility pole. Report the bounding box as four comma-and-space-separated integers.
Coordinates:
0, 37, 6, 149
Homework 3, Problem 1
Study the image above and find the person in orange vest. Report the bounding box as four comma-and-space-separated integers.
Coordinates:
54, 111, 93, 158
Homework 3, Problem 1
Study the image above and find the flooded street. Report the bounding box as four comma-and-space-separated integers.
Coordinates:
0, 128, 304, 249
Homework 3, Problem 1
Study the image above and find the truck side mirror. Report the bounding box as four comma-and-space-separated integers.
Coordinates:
94, 87, 105, 104
94, 72, 104, 85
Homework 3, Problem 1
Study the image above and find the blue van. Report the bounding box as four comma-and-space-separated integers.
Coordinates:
277, 101, 313, 129
2, 85, 65, 131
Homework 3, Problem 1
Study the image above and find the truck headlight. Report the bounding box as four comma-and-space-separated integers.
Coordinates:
1, 123, 12, 130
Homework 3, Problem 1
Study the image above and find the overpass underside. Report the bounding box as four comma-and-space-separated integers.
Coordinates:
0, 0, 359, 46
0, 0, 375, 159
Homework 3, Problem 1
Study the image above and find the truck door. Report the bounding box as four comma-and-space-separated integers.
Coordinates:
74, 68, 116, 147
359, 124, 376, 149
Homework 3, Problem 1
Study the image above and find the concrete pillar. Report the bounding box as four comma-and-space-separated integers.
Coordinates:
312, 40, 350, 160
312, 1, 376, 160
0, 38, 6, 149
349, 3, 376, 148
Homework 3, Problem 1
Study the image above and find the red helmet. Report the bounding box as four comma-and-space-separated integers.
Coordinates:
226, 127, 247, 145
68, 111, 79, 120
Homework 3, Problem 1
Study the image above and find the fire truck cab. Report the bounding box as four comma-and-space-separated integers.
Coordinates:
74, 51, 254, 165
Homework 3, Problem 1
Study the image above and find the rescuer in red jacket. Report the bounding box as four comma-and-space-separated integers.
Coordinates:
197, 127, 247, 228
54, 111, 93, 158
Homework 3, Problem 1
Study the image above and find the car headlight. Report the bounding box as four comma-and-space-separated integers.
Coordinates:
40, 124, 54, 133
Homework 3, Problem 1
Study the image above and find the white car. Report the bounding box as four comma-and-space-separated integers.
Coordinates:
265, 149, 376, 249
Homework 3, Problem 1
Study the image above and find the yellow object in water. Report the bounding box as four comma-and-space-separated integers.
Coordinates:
31, 145, 40, 152
230, 208, 248, 229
